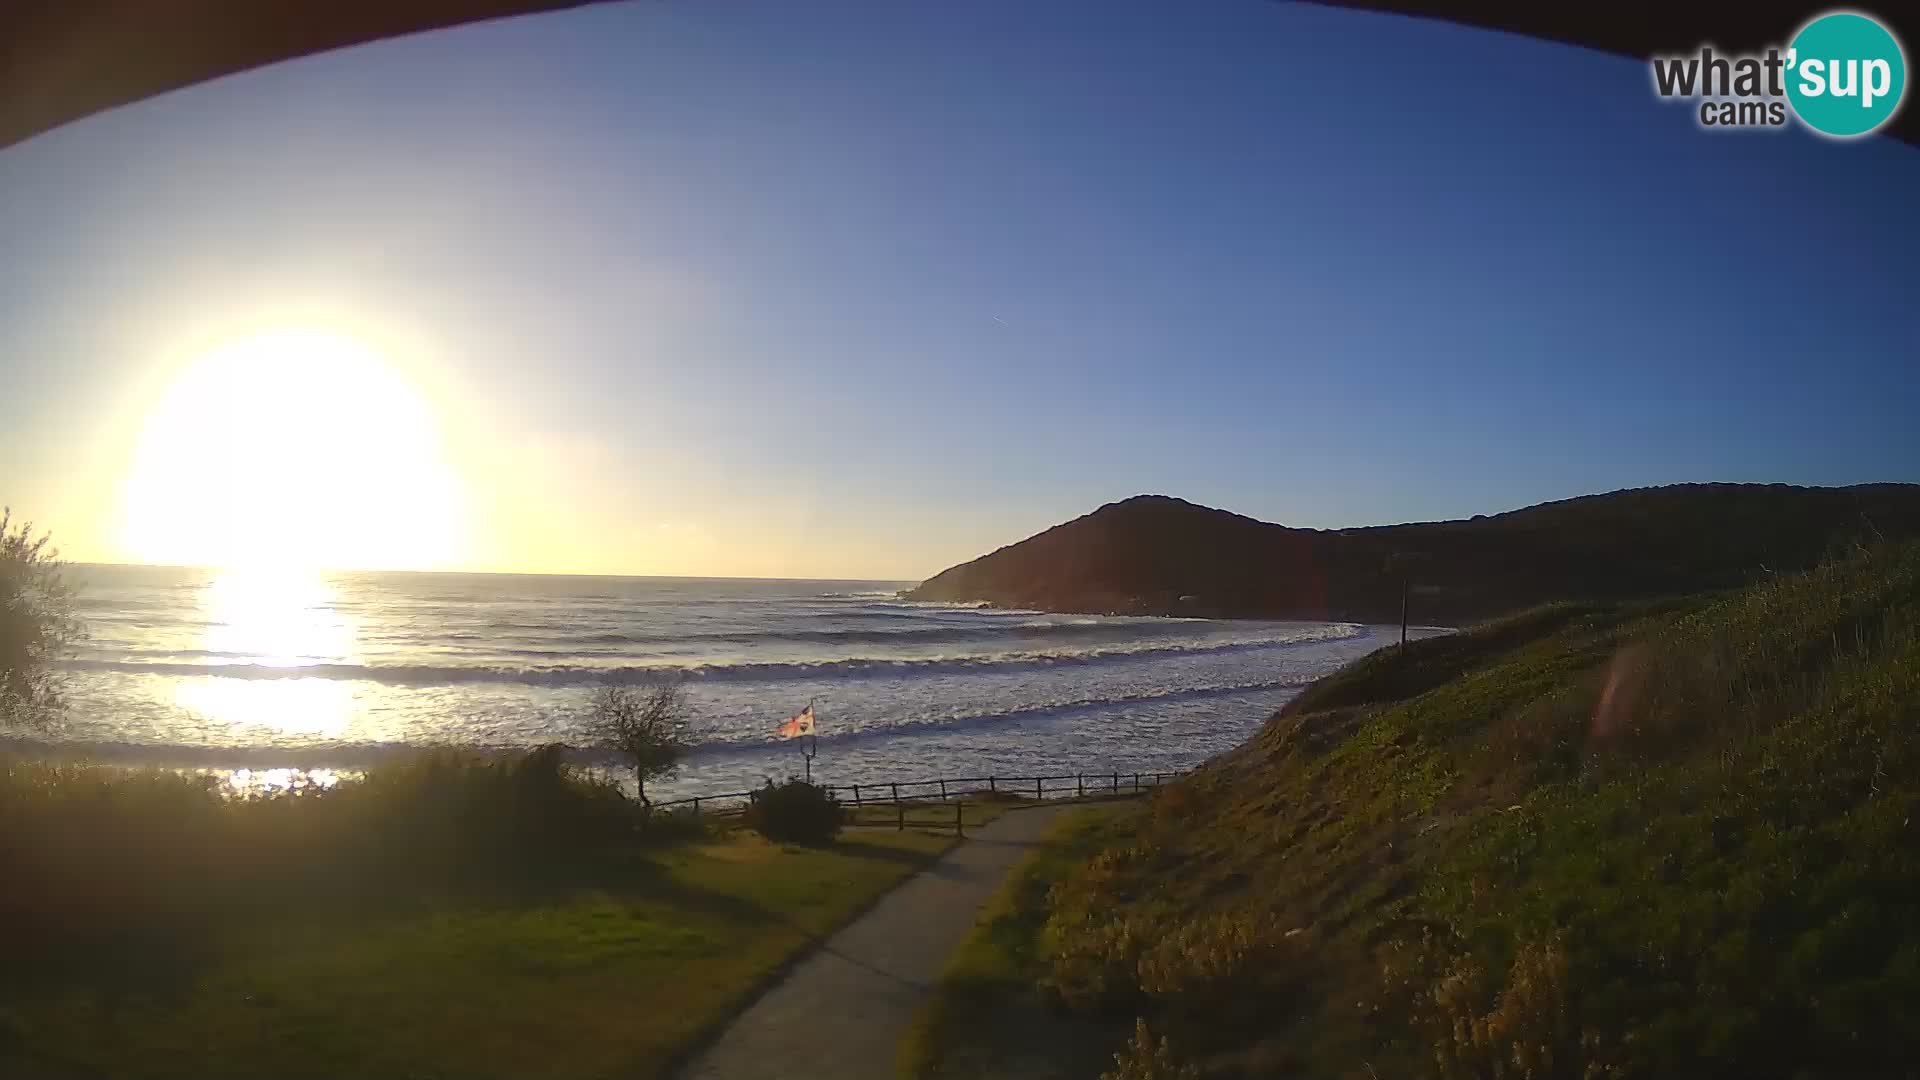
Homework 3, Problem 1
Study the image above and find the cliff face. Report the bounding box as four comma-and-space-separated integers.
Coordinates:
908, 484, 1920, 624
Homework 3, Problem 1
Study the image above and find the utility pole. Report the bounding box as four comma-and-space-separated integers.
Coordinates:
1385, 551, 1423, 657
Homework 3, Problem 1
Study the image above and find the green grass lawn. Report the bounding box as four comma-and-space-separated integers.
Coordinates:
840, 794, 1032, 831
897, 805, 1130, 1080
839, 790, 1167, 833
0, 829, 952, 1080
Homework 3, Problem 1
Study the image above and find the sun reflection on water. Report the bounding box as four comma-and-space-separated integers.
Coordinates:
202, 568, 353, 665
218, 766, 348, 798
171, 568, 360, 738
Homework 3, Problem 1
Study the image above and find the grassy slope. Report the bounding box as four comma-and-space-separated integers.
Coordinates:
1000, 542, 1920, 1078
0, 824, 953, 1080
898, 806, 1129, 1080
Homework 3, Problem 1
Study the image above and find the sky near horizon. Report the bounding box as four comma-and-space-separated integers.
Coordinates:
2, 0, 1917, 580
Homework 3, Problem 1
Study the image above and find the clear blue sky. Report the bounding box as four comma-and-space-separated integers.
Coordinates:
2, 0, 1916, 579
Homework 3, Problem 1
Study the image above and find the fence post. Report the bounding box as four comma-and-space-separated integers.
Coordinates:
1133, 773, 1140, 793
989, 776, 997, 794
852, 784, 862, 807
1035, 776, 1043, 800
956, 801, 964, 838
1113, 771, 1119, 793
939, 778, 948, 800
692, 796, 701, 820
892, 782, 900, 804
1077, 773, 1085, 797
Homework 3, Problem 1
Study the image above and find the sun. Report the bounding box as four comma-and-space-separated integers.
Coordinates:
122, 329, 466, 571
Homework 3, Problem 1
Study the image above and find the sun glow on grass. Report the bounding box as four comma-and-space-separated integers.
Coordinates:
121, 328, 466, 572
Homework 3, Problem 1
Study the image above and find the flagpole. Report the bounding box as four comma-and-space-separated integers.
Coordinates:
783, 700, 819, 783
805, 698, 817, 784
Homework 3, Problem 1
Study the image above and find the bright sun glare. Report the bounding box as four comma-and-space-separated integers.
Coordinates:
173, 567, 360, 740
122, 329, 465, 571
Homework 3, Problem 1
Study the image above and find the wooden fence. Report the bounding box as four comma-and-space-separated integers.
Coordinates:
646, 768, 1184, 833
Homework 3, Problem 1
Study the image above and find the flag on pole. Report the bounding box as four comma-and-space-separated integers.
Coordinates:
777, 703, 816, 739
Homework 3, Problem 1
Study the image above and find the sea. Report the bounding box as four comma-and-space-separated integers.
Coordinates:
32, 564, 1443, 799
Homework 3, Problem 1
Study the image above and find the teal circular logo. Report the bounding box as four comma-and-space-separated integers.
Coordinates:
1786, 12, 1907, 137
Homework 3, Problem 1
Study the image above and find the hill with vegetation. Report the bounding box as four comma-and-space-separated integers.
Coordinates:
947, 541, 1920, 1079
907, 483, 1920, 624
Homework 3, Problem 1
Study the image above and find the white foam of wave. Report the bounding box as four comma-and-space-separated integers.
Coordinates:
62, 623, 1365, 687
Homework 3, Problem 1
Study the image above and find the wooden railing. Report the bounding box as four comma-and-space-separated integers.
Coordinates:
646, 768, 1184, 830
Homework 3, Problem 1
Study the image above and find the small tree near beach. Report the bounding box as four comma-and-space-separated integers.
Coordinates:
586, 678, 689, 807
1, 510, 81, 731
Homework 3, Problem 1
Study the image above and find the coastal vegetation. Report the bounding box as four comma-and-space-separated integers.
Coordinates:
899, 805, 1134, 1080
0, 509, 81, 731
13, 491, 1920, 1077
744, 776, 846, 845
0, 750, 957, 1078
1, 530, 956, 1076
587, 678, 692, 806
910, 540, 1920, 1078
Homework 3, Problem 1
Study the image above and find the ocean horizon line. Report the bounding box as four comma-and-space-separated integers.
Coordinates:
67, 561, 923, 586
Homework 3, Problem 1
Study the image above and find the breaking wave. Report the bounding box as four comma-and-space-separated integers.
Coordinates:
9, 673, 1318, 768
63, 624, 1364, 687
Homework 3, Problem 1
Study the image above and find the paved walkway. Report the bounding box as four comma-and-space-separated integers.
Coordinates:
677, 806, 1065, 1080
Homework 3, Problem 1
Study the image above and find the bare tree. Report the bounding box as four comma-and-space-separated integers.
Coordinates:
586, 677, 689, 807
1, 510, 82, 731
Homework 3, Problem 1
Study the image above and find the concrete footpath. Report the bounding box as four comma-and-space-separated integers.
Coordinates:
676, 806, 1065, 1080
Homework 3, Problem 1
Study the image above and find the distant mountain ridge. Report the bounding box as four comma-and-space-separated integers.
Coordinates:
907, 484, 1920, 624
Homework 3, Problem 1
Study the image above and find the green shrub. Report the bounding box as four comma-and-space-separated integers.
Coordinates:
0, 746, 642, 958
1387, 930, 1613, 1080
743, 778, 843, 845
1040, 841, 1165, 1011
1100, 1019, 1199, 1080
0, 510, 82, 731
1135, 911, 1284, 1008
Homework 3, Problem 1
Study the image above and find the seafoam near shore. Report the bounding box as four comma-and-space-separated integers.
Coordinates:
37, 564, 1444, 797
